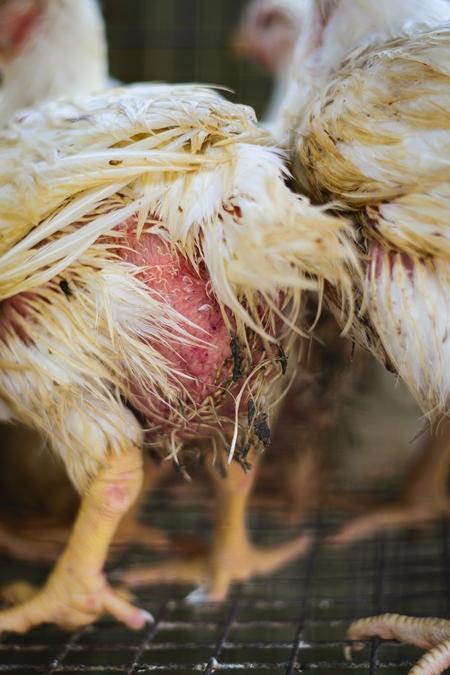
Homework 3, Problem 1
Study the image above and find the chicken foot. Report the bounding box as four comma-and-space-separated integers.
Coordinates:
0, 442, 150, 632
328, 426, 450, 545
119, 448, 311, 601
347, 614, 450, 675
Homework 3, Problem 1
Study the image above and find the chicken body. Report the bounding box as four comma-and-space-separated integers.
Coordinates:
277, 0, 450, 139
0, 84, 356, 631
278, 1, 450, 671
233, 0, 441, 534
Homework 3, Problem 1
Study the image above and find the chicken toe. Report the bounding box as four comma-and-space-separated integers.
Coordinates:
119, 530, 311, 602
347, 614, 450, 675
328, 428, 450, 545
1, 580, 38, 606
119, 450, 311, 601
0, 573, 148, 633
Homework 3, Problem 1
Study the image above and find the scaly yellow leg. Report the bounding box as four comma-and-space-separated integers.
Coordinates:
329, 426, 450, 545
0, 443, 150, 633
120, 449, 311, 601
347, 614, 450, 675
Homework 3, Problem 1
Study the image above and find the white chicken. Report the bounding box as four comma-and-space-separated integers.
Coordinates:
232, 0, 308, 127
276, 0, 450, 671
0, 0, 178, 563
0, 83, 357, 631
0, 0, 108, 124
232, 0, 445, 535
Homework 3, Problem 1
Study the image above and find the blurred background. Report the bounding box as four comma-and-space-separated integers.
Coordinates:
102, 0, 271, 117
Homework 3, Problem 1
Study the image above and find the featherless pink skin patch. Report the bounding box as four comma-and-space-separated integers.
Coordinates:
114, 218, 283, 435
115, 219, 234, 407
0, 0, 42, 58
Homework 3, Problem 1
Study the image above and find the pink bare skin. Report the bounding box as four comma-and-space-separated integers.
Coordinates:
118, 221, 234, 415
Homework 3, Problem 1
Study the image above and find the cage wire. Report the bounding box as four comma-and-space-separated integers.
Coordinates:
102, 0, 272, 118
0, 1, 448, 673
0, 489, 449, 674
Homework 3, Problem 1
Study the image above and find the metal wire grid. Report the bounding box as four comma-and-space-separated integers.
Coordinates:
0, 490, 449, 674
101, 0, 272, 118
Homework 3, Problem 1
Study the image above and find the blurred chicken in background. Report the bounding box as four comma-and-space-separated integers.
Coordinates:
231, 0, 307, 127
0, 0, 109, 123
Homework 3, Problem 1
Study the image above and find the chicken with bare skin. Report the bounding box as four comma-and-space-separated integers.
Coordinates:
0, 83, 357, 631
0, 0, 191, 564
277, 0, 450, 670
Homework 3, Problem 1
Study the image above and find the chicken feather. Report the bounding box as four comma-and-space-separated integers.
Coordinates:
282, 4, 450, 671
0, 83, 358, 631
296, 24, 450, 419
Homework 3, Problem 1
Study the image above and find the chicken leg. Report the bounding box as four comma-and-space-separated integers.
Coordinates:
119, 448, 311, 601
0, 425, 175, 564
0, 442, 150, 632
328, 426, 450, 545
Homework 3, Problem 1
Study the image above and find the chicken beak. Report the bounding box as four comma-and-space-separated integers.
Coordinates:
228, 30, 253, 60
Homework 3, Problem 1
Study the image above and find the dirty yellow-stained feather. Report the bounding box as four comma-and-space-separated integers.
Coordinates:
295, 24, 450, 419
0, 83, 358, 488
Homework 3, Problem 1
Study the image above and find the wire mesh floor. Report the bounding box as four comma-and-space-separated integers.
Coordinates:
0, 489, 448, 674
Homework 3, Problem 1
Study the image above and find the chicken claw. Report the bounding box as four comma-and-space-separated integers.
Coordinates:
328, 428, 450, 545
119, 530, 311, 602
347, 614, 450, 675
0, 571, 149, 633
119, 450, 312, 601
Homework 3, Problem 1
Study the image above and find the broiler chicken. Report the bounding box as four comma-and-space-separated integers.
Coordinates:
232, 0, 308, 127
233, 0, 443, 532
0, 0, 179, 565
0, 83, 357, 631
277, 0, 450, 671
